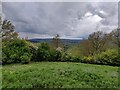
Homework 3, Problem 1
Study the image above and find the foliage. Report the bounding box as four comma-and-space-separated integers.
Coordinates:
94, 49, 120, 66
36, 42, 51, 61
80, 31, 108, 56
108, 29, 120, 46
51, 34, 63, 49
80, 39, 93, 56
55, 50, 62, 61
2, 62, 118, 88
26, 41, 38, 61
82, 49, 120, 66
82, 56, 94, 64
2, 39, 32, 64
49, 48, 62, 62
1, 19, 119, 67
20, 53, 31, 64
88, 31, 108, 54
0, 17, 18, 42
35, 42, 63, 62
62, 54, 81, 62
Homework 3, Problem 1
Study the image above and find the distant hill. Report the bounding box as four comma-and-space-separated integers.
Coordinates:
28, 38, 82, 45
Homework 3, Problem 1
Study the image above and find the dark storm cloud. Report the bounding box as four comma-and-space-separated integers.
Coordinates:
2, 2, 118, 39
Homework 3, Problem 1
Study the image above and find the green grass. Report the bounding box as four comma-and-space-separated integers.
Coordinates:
2, 62, 119, 88
67, 45, 82, 57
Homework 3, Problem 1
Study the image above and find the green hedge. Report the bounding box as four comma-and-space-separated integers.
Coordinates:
62, 55, 82, 62
82, 49, 120, 66
94, 49, 120, 66
2, 39, 32, 64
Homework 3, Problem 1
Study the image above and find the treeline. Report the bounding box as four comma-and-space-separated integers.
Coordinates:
79, 30, 120, 66
0, 17, 120, 66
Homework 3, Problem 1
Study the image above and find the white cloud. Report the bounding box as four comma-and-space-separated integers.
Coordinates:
92, 15, 103, 22
84, 12, 93, 17
99, 10, 107, 16
65, 12, 104, 38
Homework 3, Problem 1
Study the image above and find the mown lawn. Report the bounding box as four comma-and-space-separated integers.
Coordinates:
1, 62, 119, 88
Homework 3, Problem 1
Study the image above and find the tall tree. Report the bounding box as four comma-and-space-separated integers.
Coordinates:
108, 29, 120, 47
80, 31, 108, 56
0, 16, 18, 42
51, 34, 63, 49
88, 31, 108, 55
108, 28, 120, 58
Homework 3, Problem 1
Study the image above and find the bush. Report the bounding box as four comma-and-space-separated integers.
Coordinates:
82, 56, 94, 64
62, 55, 81, 62
2, 39, 32, 64
2, 53, 9, 64
55, 50, 62, 61
70, 56, 82, 62
36, 42, 63, 62
94, 49, 120, 66
49, 49, 62, 62
82, 49, 120, 66
20, 53, 31, 64
26, 41, 38, 61
36, 42, 51, 61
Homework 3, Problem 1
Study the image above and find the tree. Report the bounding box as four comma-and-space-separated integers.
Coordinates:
80, 31, 108, 56
108, 29, 120, 47
80, 39, 93, 56
51, 34, 63, 49
0, 16, 18, 42
88, 31, 108, 55
117, 28, 120, 59
109, 28, 120, 59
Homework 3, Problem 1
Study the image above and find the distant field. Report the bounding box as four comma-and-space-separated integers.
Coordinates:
2, 62, 119, 88
67, 45, 82, 57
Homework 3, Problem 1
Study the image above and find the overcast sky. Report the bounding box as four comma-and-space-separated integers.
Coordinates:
2, 2, 118, 39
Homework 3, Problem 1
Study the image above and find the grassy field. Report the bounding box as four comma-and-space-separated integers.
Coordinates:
67, 45, 82, 57
1, 62, 119, 88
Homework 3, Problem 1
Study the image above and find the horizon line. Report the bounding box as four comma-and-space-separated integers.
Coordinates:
28, 37, 83, 40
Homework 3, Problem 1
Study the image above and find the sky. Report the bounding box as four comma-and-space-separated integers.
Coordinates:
2, 1, 118, 39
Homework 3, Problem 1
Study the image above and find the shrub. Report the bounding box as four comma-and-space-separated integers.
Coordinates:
2, 53, 9, 64
36, 42, 51, 61
62, 55, 81, 62
94, 49, 120, 66
35, 42, 63, 62
2, 39, 32, 64
70, 56, 82, 62
26, 41, 38, 61
82, 49, 120, 66
82, 56, 94, 64
20, 53, 31, 64
50, 49, 62, 61
37, 48, 50, 61
55, 50, 62, 61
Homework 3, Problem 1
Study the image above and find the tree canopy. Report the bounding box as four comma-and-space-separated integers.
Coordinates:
0, 16, 18, 42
